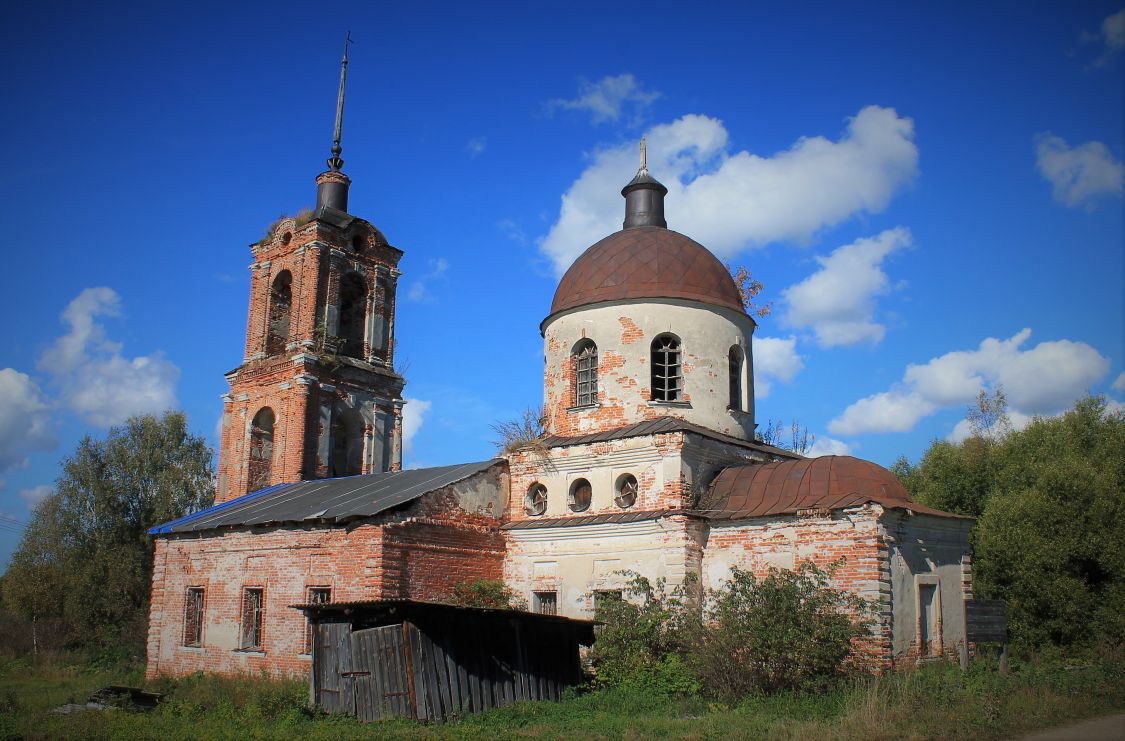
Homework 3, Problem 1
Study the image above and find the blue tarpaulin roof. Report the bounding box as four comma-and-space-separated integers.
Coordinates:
149, 459, 502, 535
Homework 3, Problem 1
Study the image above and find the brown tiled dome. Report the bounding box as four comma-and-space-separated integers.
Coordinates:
704, 456, 968, 520
549, 226, 745, 316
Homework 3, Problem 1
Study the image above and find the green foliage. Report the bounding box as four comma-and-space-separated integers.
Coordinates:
1, 412, 214, 655
450, 579, 527, 610
693, 562, 870, 698
895, 395, 1125, 650
586, 573, 700, 694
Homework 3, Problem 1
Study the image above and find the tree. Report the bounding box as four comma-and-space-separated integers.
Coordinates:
490, 406, 546, 454
755, 419, 815, 455
727, 264, 773, 319
1, 412, 214, 654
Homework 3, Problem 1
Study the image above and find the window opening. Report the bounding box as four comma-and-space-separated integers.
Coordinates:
183, 587, 204, 647
524, 483, 548, 516
614, 474, 638, 509
573, 340, 598, 407
266, 271, 292, 356
337, 273, 366, 360
728, 345, 743, 411
329, 407, 364, 478
568, 478, 592, 513
247, 408, 274, 493
304, 586, 331, 654
534, 591, 558, 616
919, 584, 939, 656
240, 588, 264, 650
371, 276, 391, 358
651, 335, 682, 401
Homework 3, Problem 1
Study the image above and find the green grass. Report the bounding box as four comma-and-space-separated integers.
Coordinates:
1, 652, 1122, 740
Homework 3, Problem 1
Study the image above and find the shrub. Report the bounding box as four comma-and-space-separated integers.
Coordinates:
450, 579, 527, 610
693, 562, 871, 698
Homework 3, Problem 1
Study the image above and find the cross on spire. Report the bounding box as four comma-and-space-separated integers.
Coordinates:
639, 136, 647, 172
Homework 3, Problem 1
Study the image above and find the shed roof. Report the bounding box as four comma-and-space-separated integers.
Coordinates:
703, 456, 970, 520
149, 459, 503, 535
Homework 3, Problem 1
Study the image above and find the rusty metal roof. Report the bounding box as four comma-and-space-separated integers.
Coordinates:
547, 226, 745, 319
289, 597, 598, 629
149, 459, 503, 535
537, 416, 797, 458
502, 509, 681, 530
703, 456, 970, 520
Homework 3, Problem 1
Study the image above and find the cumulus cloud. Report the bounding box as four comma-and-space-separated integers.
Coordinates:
407, 258, 450, 303
540, 105, 919, 276
19, 484, 52, 507
782, 228, 911, 347
1084, 9, 1125, 67
753, 336, 803, 397
1035, 133, 1123, 209
1113, 371, 1125, 392
806, 436, 852, 457
37, 287, 179, 427
546, 73, 660, 124
401, 397, 431, 462
0, 369, 55, 471
829, 329, 1110, 436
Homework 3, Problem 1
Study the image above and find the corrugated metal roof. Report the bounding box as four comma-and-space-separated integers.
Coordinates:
537, 415, 797, 457
502, 509, 682, 530
702, 456, 971, 520
149, 459, 503, 535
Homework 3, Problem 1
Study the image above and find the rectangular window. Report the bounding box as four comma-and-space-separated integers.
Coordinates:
303, 586, 331, 654
919, 584, 938, 656
533, 591, 558, 616
183, 587, 204, 647
240, 587, 264, 650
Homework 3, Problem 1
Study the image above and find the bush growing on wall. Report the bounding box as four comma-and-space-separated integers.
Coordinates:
450, 579, 527, 610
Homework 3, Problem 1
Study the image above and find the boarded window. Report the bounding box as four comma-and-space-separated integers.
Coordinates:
304, 587, 331, 653
573, 340, 598, 407
240, 588, 264, 650
337, 273, 367, 360
524, 483, 548, 516
534, 591, 558, 616
266, 270, 292, 355
568, 478, 592, 513
614, 474, 638, 509
728, 345, 743, 411
183, 587, 204, 647
651, 335, 682, 402
247, 408, 274, 493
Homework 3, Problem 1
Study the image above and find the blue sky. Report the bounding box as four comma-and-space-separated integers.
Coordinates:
1, 1, 1122, 567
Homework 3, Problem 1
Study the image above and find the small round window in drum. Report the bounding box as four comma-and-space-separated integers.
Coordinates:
524, 483, 547, 516
614, 474, 638, 509
568, 478, 592, 513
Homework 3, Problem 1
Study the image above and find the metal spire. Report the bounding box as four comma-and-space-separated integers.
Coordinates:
639, 136, 647, 172
327, 32, 352, 172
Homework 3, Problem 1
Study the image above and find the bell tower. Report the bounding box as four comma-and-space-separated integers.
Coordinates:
215, 37, 406, 503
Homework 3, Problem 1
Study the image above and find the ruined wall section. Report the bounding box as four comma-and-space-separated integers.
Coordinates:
541, 299, 756, 439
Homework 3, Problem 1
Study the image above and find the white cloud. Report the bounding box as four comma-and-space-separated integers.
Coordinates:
1035, 133, 1123, 209
466, 137, 487, 157
1085, 9, 1125, 67
406, 258, 450, 303
753, 336, 803, 397
1112, 371, 1125, 393
829, 329, 1110, 435
782, 228, 911, 347
546, 73, 660, 124
18, 484, 52, 507
401, 397, 432, 462
806, 436, 852, 457
37, 287, 179, 427
0, 368, 55, 471
540, 105, 919, 276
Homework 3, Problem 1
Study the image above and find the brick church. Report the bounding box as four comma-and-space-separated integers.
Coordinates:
144, 52, 973, 679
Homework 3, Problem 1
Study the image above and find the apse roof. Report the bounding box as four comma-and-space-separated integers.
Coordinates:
149, 459, 503, 535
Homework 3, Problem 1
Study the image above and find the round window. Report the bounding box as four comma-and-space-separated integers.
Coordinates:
614, 474, 638, 509
568, 478, 592, 513
524, 483, 547, 516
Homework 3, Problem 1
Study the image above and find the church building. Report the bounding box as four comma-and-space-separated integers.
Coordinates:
144, 52, 974, 679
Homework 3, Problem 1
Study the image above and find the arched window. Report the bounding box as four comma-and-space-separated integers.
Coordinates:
329, 407, 364, 478
651, 334, 682, 402
573, 339, 598, 407
247, 407, 275, 492
266, 271, 292, 356
728, 345, 744, 411
338, 273, 367, 360
614, 473, 638, 509
568, 478, 592, 513
524, 483, 547, 516
371, 275, 391, 358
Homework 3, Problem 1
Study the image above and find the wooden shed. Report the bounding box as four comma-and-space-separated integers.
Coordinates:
291, 599, 597, 722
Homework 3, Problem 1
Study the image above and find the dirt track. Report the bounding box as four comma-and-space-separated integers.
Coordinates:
1016, 713, 1125, 740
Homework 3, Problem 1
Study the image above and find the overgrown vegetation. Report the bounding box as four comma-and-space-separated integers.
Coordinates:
257, 208, 315, 246
754, 418, 815, 454
490, 406, 547, 454
727, 263, 773, 318
0, 412, 213, 657
893, 393, 1125, 650
450, 579, 527, 610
